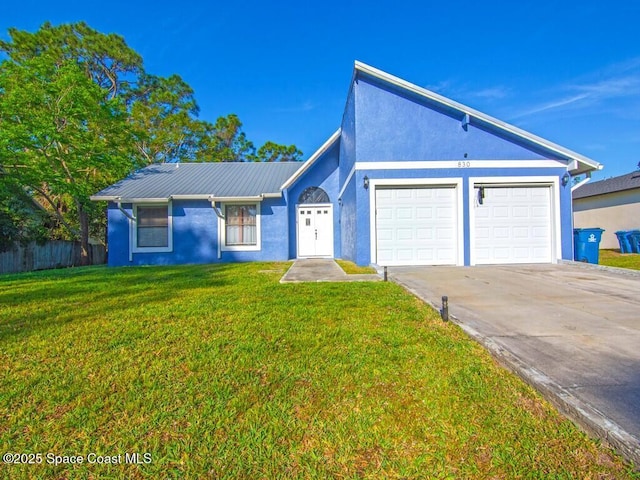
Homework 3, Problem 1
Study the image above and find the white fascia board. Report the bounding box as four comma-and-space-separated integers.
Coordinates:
353, 61, 603, 173
106, 197, 170, 203
571, 177, 591, 192
280, 129, 341, 190
173, 193, 281, 202
170, 194, 215, 200
210, 196, 263, 202
338, 164, 356, 199
356, 160, 567, 170
90, 195, 118, 201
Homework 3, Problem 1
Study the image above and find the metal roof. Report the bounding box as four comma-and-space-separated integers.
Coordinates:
573, 171, 640, 200
354, 61, 603, 175
91, 162, 302, 201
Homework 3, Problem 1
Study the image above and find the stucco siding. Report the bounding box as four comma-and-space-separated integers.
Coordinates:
106, 204, 131, 267
340, 83, 357, 184
107, 198, 290, 266
340, 179, 357, 263
355, 77, 553, 162
574, 189, 640, 249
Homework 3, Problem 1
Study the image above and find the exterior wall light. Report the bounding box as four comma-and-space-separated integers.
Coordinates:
363, 175, 369, 189
561, 172, 570, 187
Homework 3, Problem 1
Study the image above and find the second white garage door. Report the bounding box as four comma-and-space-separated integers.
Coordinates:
376, 186, 458, 266
473, 186, 552, 264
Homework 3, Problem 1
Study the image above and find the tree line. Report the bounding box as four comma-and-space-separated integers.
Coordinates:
0, 22, 303, 263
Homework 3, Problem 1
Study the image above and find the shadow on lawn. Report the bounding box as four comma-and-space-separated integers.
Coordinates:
0, 263, 244, 340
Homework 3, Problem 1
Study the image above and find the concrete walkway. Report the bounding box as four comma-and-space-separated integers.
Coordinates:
280, 259, 381, 283
390, 262, 640, 466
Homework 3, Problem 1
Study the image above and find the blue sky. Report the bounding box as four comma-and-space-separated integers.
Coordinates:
2, 0, 639, 180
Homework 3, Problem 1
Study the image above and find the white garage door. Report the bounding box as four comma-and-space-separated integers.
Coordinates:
473, 186, 552, 264
376, 186, 457, 266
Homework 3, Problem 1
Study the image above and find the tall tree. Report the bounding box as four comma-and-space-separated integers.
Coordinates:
0, 22, 143, 99
0, 50, 138, 264
128, 73, 205, 164
256, 141, 303, 162
198, 114, 304, 162
0, 22, 304, 264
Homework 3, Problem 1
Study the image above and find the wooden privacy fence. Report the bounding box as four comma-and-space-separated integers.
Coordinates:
0, 241, 106, 274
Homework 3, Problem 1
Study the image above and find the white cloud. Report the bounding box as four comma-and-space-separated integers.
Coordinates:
511, 57, 640, 120
470, 86, 510, 100
273, 101, 317, 113
511, 93, 591, 119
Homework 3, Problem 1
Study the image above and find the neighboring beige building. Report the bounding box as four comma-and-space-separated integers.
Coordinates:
573, 171, 640, 249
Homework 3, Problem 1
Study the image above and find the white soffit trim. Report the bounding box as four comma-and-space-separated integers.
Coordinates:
114, 197, 169, 203
354, 61, 603, 173
280, 129, 341, 190
356, 160, 567, 170
170, 194, 214, 200
571, 177, 591, 192
211, 196, 263, 202
338, 165, 356, 199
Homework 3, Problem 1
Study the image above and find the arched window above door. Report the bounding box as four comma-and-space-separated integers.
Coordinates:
298, 186, 330, 204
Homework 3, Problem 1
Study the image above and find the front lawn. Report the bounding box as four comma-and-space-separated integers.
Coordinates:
599, 249, 640, 270
0, 263, 636, 478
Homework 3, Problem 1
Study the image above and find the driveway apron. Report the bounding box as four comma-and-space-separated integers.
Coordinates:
390, 263, 640, 465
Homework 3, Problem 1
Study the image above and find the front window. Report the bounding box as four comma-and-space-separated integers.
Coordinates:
133, 203, 172, 252
225, 204, 257, 246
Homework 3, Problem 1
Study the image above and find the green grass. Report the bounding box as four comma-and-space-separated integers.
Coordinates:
0, 263, 637, 479
599, 249, 640, 270
335, 259, 377, 274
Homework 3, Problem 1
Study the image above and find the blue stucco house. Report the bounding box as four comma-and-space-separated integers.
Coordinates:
92, 62, 602, 267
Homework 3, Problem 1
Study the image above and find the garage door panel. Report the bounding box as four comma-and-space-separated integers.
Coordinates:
513, 226, 529, 238
474, 186, 552, 264
416, 249, 435, 262
532, 206, 548, 217
376, 186, 457, 266
397, 228, 413, 241
416, 207, 432, 219
436, 206, 453, 218
396, 249, 415, 262
533, 226, 550, 237
377, 207, 393, 220
377, 229, 393, 242
416, 228, 433, 240
396, 190, 413, 200
512, 206, 529, 218
377, 189, 392, 200
436, 227, 455, 240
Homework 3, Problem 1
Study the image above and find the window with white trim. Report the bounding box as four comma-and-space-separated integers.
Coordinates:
221, 203, 261, 251
133, 203, 173, 253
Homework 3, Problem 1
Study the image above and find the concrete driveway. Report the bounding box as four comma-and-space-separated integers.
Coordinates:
389, 262, 640, 465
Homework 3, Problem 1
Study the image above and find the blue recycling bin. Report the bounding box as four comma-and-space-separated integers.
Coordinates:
629, 230, 640, 253
615, 231, 632, 253
574, 228, 605, 264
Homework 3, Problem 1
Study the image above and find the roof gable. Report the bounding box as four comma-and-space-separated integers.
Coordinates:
91, 162, 302, 202
280, 129, 340, 190
353, 62, 602, 175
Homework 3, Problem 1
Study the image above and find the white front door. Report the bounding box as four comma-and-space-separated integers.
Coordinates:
297, 205, 334, 257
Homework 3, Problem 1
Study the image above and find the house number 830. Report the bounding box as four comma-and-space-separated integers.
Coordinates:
457, 161, 471, 168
